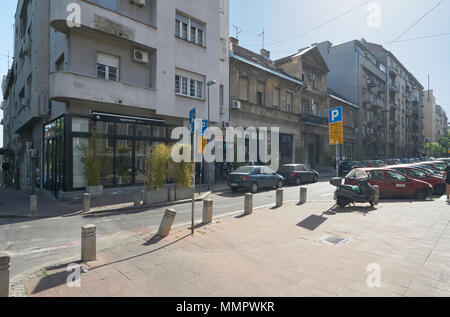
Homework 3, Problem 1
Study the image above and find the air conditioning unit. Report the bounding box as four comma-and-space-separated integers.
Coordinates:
222, 121, 231, 128
130, 0, 145, 6
26, 142, 33, 150
232, 100, 241, 109
133, 49, 149, 64
28, 149, 38, 158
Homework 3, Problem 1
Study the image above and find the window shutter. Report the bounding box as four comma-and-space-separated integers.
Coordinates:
97, 53, 119, 68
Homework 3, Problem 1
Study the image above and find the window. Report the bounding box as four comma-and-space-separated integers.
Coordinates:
286, 91, 293, 113
176, 13, 204, 46
238, 77, 248, 101
387, 171, 407, 182
175, 73, 204, 99
220, 84, 224, 106
370, 171, 386, 181
55, 54, 64, 71
257, 82, 265, 106
97, 53, 119, 81
273, 87, 280, 110
410, 169, 426, 178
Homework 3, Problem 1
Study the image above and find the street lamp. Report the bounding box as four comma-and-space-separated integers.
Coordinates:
206, 80, 217, 191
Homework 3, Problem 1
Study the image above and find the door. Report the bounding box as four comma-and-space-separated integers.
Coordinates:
303, 165, 315, 182
367, 170, 391, 197
262, 167, 276, 188
386, 170, 409, 197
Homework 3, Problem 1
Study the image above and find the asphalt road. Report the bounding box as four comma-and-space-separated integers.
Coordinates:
0, 179, 336, 278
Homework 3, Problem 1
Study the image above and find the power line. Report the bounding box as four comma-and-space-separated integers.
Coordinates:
388, 0, 446, 45
382, 32, 450, 44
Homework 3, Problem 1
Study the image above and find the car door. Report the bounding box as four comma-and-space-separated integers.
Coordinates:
386, 170, 409, 197
262, 167, 277, 188
304, 165, 315, 181
250, 167, 262, 187
367, 170, 391, 197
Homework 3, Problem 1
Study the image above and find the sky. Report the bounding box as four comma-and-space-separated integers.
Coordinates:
0, 0, 449, 147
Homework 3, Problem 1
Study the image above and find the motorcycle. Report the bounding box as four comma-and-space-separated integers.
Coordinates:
329, 177, 377, 208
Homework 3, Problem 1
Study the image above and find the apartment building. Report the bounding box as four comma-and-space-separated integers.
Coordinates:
317, 40, 388, 160
1, 0, 229, 197
229, 39, 359, 168
363, 41, 425, 158
423, 90, 448, 142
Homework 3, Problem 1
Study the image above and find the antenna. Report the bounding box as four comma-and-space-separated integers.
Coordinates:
233, 25, 242, 39
428, 74, 430, 101
258, 29, 265, 50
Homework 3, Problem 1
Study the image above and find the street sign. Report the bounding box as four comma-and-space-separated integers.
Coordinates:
189, 108, 196, 132
194, 119, 208, 136
328, 107, 343, 145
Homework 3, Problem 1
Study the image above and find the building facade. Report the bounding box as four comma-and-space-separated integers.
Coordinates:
229, 39, 359, 169
423, 90, 448, 143
1, 0, 230, 196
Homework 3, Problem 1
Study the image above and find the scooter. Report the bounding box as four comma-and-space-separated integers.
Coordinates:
329, 177, 377, 208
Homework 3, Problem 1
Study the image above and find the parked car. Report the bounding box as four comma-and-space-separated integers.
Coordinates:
369, 160, 387, 167
338, 161, 364, 177
412, 161, 447, 173
384, 159, 401, 165
387, 165, 446, 195
345, 168, 433, 199
228, 165, 284, 193
361, 160, 371, 167
278, 164, 319, 185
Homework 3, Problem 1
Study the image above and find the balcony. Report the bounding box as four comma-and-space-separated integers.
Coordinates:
389, 85, 399, 94
50, 0, 157, 48
367, 78, 377, 88
50, 71, 157, 110
300, 114, 328, 126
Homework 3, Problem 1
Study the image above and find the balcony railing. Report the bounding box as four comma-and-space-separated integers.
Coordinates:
300, 114, 328, 126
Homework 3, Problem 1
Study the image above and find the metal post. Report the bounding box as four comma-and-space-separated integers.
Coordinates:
81, 225, 96, 262
336, 144, 339, 177
191, 132, 195, 236
207, 84, 211, 191
0, 252, 10, 297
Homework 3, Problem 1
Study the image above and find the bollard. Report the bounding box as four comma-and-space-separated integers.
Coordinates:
168, 186, 175, 202
83, 193, 91, 213
276, 189, 283, 208
0, 252, 10, 297
30, 195, 38, 215
157, 208, 177, 237
299, 187, 307, 204
373, 185, 380, 205
202, 199, 213, 224
134, 190, 141, 207
244, 193, 253, 215
81, 225, 96, 262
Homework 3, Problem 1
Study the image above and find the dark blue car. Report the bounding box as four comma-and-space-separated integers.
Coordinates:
228, 166, 284, 193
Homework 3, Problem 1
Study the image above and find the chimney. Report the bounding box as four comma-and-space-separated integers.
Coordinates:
229, 37, 239, 48
260, 48, 270, 59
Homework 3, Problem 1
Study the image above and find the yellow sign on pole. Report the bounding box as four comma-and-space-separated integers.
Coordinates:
329, 121, 343, 145
197, 136, 207, 154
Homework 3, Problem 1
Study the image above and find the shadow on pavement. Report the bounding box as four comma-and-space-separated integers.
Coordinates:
297, 214, 328, 231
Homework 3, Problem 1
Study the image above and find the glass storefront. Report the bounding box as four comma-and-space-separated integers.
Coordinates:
43, 113, 175, 194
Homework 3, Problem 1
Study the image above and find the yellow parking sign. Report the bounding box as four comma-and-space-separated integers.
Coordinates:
329, 121, 343, 145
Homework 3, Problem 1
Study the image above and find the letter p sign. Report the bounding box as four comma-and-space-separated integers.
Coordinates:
328, 107, 342, 124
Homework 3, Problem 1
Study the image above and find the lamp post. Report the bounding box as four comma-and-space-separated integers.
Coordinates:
206, 80, 217, 191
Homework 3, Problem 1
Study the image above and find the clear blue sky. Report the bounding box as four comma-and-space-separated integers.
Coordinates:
1, 0, 449, 147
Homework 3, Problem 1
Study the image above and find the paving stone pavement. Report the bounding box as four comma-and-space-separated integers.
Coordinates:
21, 197, 450, 297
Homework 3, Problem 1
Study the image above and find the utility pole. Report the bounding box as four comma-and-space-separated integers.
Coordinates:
233, 25, 242, 39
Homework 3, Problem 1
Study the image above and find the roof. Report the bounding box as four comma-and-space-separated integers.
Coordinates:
327, 88, 359, 109
274, 45, 330, 73
230, 44, 305, 86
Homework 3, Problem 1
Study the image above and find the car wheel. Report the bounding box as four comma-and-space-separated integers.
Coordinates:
277, 180, 283, 188
251, 182, 258, 193
231, 187, 238, 193
313, 175, 318, 183
414, 188, 427, 200
296, 177, 301, 185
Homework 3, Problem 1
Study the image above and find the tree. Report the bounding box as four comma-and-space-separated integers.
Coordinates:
80, 133, 101, 187
148, 143, 171, 190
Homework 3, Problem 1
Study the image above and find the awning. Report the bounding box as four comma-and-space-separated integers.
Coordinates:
90, 111, 165, 126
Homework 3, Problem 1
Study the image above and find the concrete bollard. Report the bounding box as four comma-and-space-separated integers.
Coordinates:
157, 208, 177, 237
202, 199, 213, 224
30, 195, 38, 215
81, 225, 96, 262
0, 252, 10, 297
168, 186, 175, 202
134, 190, 141, 207
373, 185, 380, 205
244, 193, 253, 215
83, 193, 91, 213
299, 187, 307, 204
276, 189, 283, 208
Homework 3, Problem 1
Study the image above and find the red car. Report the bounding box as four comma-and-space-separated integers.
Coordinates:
387, 165, 446, 195
345, 168, 433, 199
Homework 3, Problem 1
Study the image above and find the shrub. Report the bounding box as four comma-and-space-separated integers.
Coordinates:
148, 143, 171, 190
172, 144, 193, 188
80, 133, 101, 187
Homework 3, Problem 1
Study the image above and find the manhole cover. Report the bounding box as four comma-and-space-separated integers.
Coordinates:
322, 235, 349, 245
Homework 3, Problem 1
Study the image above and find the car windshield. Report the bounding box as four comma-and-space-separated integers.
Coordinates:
233, 166, 254, 174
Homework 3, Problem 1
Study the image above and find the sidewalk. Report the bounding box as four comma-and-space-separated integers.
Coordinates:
0, 187, 212, 218
21, 197, 450, 297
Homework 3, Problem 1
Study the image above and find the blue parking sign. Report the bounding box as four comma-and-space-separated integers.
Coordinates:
189, 108, 196, 132
329, 106, 343, 123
